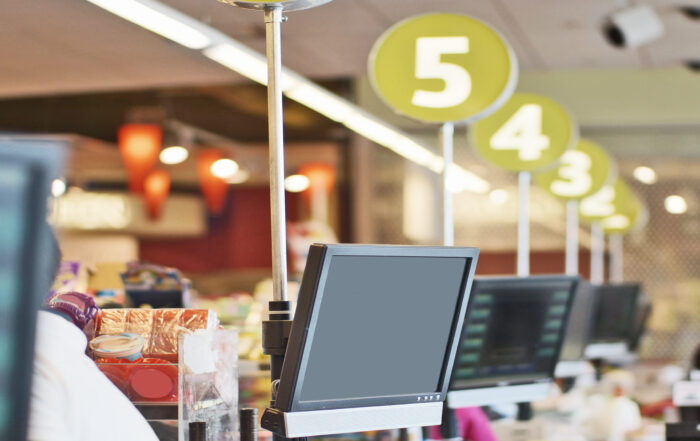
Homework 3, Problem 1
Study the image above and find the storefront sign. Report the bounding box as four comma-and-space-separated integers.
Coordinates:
472, 93, 578, 172
534, 139, 615, 200
369, 13, 518, 123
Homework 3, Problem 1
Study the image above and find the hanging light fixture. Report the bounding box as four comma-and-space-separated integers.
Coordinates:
143, 169, 171, 219
298, 163, 336, 223
118, 124, 162, 193
197, 149, 229, 214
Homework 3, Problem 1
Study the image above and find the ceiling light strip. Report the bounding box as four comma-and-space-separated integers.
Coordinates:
87, 0, 489, 193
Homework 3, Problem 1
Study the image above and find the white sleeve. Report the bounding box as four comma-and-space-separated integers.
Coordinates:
27, 357, 72, 441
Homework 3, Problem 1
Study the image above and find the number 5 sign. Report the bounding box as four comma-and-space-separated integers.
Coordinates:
369, 13, 518, 123
472, 93, 578, 172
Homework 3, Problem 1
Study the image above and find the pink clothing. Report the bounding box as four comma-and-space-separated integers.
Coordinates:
430, 407, 498, 441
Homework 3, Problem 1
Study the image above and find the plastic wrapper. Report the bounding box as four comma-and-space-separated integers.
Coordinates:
95, 357, 178, 403
95, 309, 218, 362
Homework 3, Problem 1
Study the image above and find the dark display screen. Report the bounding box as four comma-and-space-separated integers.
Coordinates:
591, 284, 639, 342
0, 164, 30, 436
451, 279, 574, 390
298, 255, 469, 402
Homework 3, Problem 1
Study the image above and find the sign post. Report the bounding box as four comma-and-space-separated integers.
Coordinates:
473, 93, 578, 275
579, 178, 638, 284
369, 13, 518, 247
534, 139, 616, 276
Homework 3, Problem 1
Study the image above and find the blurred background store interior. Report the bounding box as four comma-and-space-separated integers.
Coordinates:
3, 0, 700, 364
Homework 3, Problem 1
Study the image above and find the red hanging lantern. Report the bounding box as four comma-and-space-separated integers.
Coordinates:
298, 163, 336, 223
118, 124, 162, 193
197, 149, 229, 214
143, 169, 171, 220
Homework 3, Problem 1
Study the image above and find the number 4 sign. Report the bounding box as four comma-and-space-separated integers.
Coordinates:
369, 13, 518, 124
472, 93, 578, 172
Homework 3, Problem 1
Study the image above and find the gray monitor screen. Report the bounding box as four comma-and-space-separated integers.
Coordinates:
298, 255, 468, 402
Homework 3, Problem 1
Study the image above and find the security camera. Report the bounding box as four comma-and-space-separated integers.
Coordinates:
680, 6, 700, 20
603, 5, 665, 48
686, 60, 700, 72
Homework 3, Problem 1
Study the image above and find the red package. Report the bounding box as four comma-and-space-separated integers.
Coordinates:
95, 358, 131, 395
129, 358, 178, 402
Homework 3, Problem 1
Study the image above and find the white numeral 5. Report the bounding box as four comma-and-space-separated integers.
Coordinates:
412, 37, 471, 109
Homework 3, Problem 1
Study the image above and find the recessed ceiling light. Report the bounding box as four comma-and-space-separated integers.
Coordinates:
665, 195, 688, 214
226, 169, 250, 184
633, 166, 657, 184
489, 189, 509, 205
285, 174, 310, 193
159, 146, 189, 165
211, 159, 239, 179
51, 178, 67, 197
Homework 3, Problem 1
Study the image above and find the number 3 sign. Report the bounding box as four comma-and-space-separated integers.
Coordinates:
369, 13, 518, 123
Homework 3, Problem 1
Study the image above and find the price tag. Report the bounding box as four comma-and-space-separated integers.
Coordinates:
369, 13, 518, 123
472, 93, 578, 172
534, 139, 615, 200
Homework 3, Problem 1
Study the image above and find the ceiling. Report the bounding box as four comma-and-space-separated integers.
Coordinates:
1, 0, 700, 99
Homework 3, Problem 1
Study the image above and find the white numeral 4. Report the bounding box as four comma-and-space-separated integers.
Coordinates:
490, 104, 550, 161
412, 36, 471, 109
551, 150, 593, 197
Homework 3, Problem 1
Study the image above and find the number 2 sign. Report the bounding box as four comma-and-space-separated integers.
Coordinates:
369, 13, 518, 124
472, 93, 578, 172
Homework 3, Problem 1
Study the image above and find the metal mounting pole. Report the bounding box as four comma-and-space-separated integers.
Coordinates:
517, 171, 531, 276
565, 200, 579, 276
441, 122, 455, 247
590, 222, 605, 284
265, 5, 288, 303
609, 234, 623, 283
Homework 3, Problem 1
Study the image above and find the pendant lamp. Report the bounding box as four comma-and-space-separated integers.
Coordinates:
143, 169, 171, 220
118, 124, 162, 193
197, 149, 229, 214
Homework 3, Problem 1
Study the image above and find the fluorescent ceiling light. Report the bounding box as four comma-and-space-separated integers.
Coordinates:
85, 0, 215, 49
90, 0, 490, 194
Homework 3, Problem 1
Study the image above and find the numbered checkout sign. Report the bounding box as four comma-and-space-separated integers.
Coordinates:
369, 13, 518, 123
534, 139, 616, 201
472, 93, 578, 172
579, 178, 642, 234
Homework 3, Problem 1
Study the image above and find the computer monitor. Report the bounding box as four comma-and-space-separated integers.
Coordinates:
261, 244, 479, 438
0, 139, 65, 441
584, 283, 641, 359
559, 281, 596, 362
628, 301, 652, 352
446, 275, 579, 408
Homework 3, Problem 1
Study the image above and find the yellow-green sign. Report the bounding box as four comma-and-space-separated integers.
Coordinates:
472, 93, 578, 172
579, 178, 634, 224
601, 194, 642, 235
534, 139, 615, 200
369, 13, 518, 123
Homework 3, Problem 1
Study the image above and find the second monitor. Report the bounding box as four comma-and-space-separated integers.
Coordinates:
447, 275, 579, 408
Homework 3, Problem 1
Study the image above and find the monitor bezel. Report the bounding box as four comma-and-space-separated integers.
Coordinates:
275, 244, 479, 412
448, 275, 580, 393
559, 280, 596, 362
589, 283, 641, 344
0, 139, 65, 441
